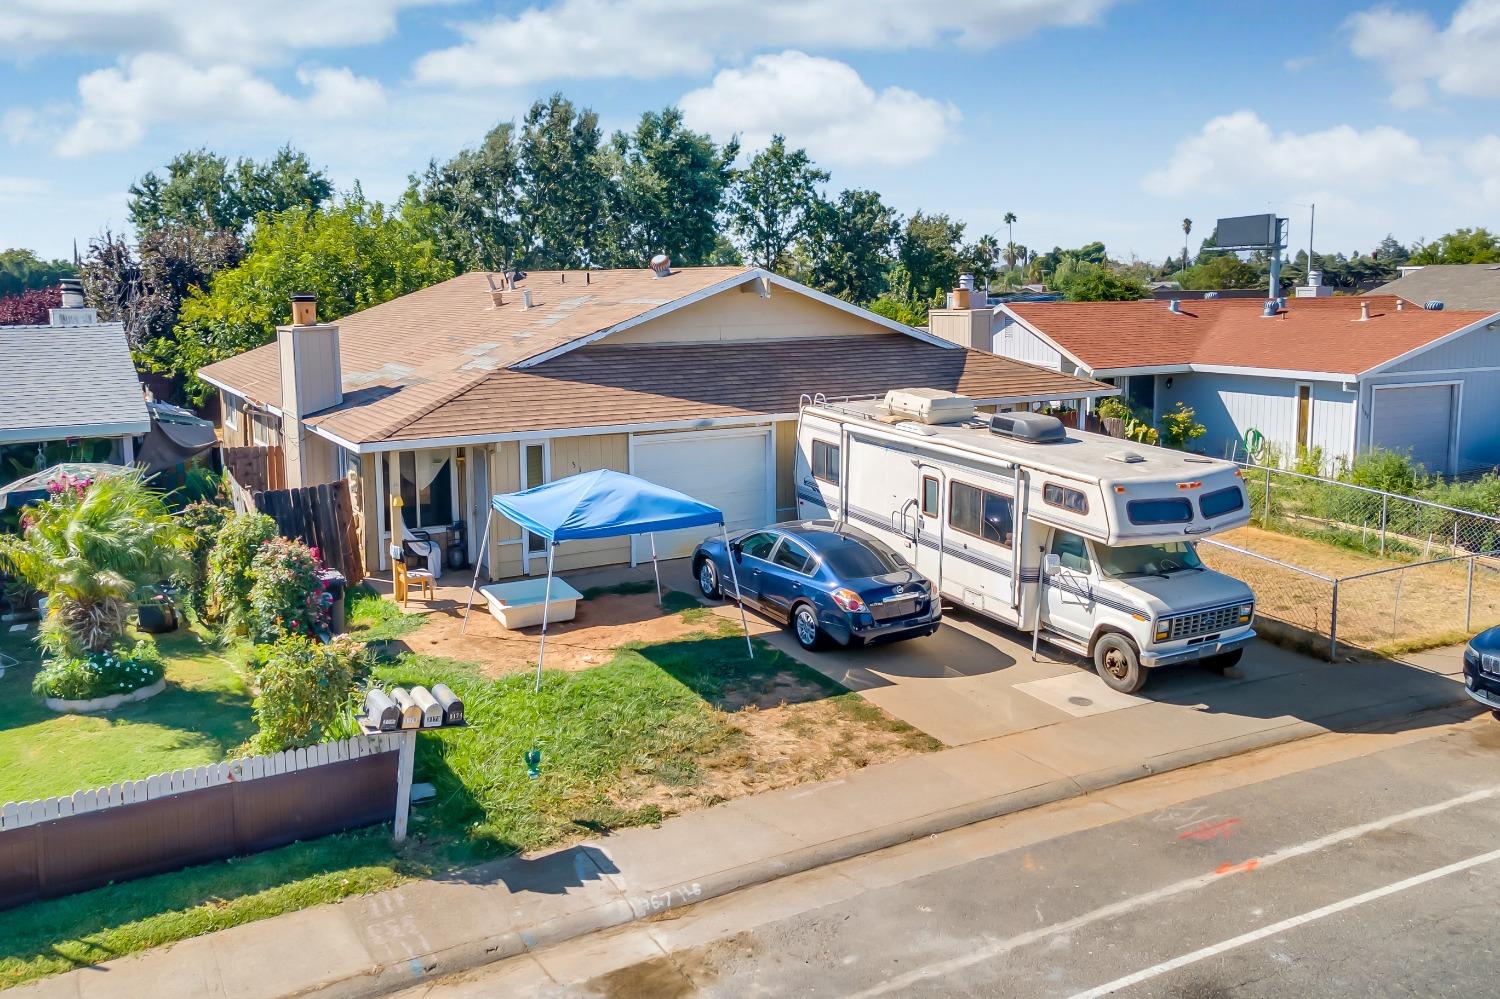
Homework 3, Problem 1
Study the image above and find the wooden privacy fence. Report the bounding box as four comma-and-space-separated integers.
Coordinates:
252, 478, 365, 585
223, 444, 285, 493
0, 734, 401, 910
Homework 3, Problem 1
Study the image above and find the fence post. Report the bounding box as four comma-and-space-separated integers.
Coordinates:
1380, 494, 1388, 557
1329, 579, 1339, 661
1467, 557, 1476, 633
1263, 465, 1272, 525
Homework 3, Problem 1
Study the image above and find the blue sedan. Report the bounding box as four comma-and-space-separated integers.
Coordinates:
691, 520, 941, 651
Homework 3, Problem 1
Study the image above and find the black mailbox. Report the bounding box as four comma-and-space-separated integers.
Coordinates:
431, 683, 464, 725
363, 689, 399, 732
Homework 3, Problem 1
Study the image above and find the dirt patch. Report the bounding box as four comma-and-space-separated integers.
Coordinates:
387, 590, 719, 676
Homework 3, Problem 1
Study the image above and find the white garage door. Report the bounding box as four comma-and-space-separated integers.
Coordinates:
1370, 384, 1455, 474
631, 429, 772, 560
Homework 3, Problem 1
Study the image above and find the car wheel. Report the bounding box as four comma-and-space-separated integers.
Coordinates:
697, 558, 721, 599
1094, 633, 1147, 693
792, 603, 826, 651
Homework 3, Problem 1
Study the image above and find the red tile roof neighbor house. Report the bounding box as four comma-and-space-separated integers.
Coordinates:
1001, 296, 1499, 378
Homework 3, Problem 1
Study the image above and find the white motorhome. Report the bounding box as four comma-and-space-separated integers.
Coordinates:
795, 389, 1256, 692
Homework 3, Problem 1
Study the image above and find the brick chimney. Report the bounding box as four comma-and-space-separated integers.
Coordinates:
277, 293, 342, 489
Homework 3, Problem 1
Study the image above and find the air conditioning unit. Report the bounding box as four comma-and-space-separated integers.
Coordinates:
989, 412, 1066, 444
884, 388, 974, 425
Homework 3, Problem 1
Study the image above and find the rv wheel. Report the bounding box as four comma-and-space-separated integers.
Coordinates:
1093, 634, 1146, 694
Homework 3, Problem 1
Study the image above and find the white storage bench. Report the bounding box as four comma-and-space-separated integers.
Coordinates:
479, 577, 585, 629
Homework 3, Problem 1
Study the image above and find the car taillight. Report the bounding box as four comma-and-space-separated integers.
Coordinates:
831, 588, 867, 612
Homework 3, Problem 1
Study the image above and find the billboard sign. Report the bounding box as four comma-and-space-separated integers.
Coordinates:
1215, 214, 1279, 250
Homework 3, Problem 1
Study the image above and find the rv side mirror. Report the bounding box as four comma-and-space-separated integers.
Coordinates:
1042, 554, 1062, 577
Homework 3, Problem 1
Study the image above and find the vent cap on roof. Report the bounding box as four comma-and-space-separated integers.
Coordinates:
1424, 300, 1444, 311
649, 253, 671, 277
1107, 450, 1146, 463
989, 411, 1066, 444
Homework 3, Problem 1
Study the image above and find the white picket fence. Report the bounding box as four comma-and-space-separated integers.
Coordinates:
0, 732, 402, 832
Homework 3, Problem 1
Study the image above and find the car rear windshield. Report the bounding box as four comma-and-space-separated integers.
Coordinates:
1199, 486, 1245, 519
1126, 497, 1194, 525
821, 538, 906, 578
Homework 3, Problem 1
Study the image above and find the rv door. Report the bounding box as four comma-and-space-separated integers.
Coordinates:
913, 463, 945, 586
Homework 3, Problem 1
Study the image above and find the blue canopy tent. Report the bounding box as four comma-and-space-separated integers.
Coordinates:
461, 469, 753, 689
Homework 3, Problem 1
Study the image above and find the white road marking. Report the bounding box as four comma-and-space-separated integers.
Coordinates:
1068, 846, 1500, 999
847, 787, 1497, 999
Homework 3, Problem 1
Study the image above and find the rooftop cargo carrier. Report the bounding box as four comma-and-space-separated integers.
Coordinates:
883, 388, 974, 425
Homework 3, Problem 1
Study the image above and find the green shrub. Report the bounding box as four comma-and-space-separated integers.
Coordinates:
206, 512, 277, 630
31, 640, 165, 700
247, 536, 328, 643
1341, 449, 1427, 495
251, 635, 366, 751
1160, 402, 1207, 450
175, 501, 232, 619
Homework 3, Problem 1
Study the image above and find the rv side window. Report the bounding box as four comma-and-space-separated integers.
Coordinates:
949, 481, 1014, 547
1200, 486, 1245, 519
812, 440, 840, 484
921, 476, 939, 517
1126, 497, 1193, 525
1043, 482, 1088, 514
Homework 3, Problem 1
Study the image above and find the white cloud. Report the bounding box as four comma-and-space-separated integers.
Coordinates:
54, 54, 385, 157
1347, 0, 1500, 107
413, 0, 1117, 88
0, 175, 48, 203
0, 1, 440, 66
1142, 111, 1444, 197
1465, 135, 1500, 204
679, 51, 958, 166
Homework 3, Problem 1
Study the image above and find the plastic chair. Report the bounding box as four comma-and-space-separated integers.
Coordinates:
391, 545, 434, 606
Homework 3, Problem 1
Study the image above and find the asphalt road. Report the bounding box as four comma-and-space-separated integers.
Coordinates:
405, 715, 1500, 998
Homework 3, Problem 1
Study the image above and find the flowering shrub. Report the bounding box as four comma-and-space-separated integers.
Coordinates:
251, 635, 366, 751
205, 512, 276, 630
31, 639, 165, 700
247, 536, 329, 643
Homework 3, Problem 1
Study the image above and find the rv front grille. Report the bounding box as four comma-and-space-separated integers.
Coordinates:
1164, 605, 1240, 641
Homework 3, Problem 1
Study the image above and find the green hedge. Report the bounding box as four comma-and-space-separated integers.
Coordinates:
32, 640, 165, 700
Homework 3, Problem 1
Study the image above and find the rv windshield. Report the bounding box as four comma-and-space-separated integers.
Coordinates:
1095, 541, 1204, 579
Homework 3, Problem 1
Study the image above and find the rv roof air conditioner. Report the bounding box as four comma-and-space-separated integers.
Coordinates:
988, 412, 1066, 444
883, 388, 974, 425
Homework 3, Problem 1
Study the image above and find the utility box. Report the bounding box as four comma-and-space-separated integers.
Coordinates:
389, 687, 422, 729
363, 689, 399, 732
409, 686, 445, 728
431, 683, 464, 725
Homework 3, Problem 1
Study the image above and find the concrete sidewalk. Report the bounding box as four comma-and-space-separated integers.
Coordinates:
11, 645, 1475, 999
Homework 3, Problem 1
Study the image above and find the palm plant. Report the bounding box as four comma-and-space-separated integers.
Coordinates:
1181, 218, 1193, 273
0, 470, 191, 656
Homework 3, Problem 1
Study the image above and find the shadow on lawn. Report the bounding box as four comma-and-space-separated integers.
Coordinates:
636, 633, 849, 712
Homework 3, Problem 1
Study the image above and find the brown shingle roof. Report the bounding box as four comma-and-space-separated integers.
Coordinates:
366, 336, 1111, 442
1005, 295, 1496, 375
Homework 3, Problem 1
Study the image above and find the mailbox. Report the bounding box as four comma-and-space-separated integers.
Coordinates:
363, 689, 399, 732
389, 687, 423, 729
410, 685, 445, 728
431, 683, 464, 726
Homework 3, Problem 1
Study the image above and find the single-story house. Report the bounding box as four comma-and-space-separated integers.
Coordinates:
0, 288, 150, 484
1371, 264, 1500, 312
940, 294, 1500, 475
198, 265, 1113, 580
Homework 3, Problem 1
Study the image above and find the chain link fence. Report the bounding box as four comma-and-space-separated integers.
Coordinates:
1199, 465, 1500, 658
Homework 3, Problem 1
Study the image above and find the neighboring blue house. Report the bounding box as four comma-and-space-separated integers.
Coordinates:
940, 295, 1500, 475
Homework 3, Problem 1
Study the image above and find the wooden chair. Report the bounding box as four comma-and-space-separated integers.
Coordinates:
390, 545, 434, 606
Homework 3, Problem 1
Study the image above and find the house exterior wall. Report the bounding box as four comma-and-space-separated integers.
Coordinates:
993, 313, 1066, 371
1156, 372, 1356, 467
608, 285, 890, 345
487, 441, 522, 581
550, 434, 631, 572
775, 419, 798, 520
1361, 325, 1500, 472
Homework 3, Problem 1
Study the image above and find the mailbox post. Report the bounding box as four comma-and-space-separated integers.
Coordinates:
392, 729, 416, 842
359, 684, 467, 844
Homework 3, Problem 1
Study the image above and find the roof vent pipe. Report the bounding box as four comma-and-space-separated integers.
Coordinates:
649, 253, 671, 278
1358, 300, 1370, 322
958, 273, 975, 292
521, 289, 533, 310
58, 277, 85, 309
1167, 299, 1182, 314
1397, 299, 1405, 311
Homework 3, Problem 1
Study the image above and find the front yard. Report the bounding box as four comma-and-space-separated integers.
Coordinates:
0, 586, 937, 988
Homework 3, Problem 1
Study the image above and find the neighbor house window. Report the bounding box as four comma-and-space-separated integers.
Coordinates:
949, 481, 1014, 547
812, 440, 840, 484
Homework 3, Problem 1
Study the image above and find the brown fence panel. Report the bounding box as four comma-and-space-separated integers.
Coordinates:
251, 478, 364, 584
223, 445, 284, 494
0, 752, 396, 910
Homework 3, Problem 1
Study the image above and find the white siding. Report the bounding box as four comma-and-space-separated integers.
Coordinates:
1366, 326, 1500, 473
993, 314, 1065, 371
1156, 372, 1355, 468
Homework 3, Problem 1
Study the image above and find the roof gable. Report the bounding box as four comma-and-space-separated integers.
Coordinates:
0, 323, 150, 444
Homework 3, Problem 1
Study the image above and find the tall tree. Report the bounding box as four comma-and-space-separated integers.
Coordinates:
897, 211, 966, 301
517, 94, 609, 268
414, 122, 524, 273
604, 108, 738, 267
1052, 257, 1147, 301
128, 146, 332, 235
726, 135, 829, 270
0, 248, 74, 297
803, 188, 899, 303
964, 235, 1002, 287
1003, 211, 1017, 271
1409, 228, 1499, 264
1374, 234, 1410, 265
1181, 218, 1192, 273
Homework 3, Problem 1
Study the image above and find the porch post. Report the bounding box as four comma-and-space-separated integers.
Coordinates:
534, 543, 557, 693
720, 523, 754, 660
460, 504, 496, 635
649, 532, 663, 605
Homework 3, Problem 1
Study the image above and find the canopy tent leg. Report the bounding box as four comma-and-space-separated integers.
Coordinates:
720, 524, 754, 660
460, 505, 496, 635
649, 532, 663, 605
534, 543, 556, 693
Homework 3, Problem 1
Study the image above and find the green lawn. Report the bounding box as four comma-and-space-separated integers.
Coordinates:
0, 625, 255, 805
0, 595, 915, 989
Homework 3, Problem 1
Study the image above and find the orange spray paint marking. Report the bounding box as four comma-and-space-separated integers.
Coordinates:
1216, 859, 1260, 875
1178, 818, 1241, 842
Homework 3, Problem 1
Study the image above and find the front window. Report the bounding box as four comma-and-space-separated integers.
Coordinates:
1096, 541, 1204, 579
1049, 530, 1092, 573
738, 531, 778, 560
396, 450, 454, 530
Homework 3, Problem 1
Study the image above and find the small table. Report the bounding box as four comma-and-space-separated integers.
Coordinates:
479, 577, 585, 629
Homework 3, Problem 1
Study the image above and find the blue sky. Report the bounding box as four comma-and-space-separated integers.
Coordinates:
2, 0, 1497, 266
